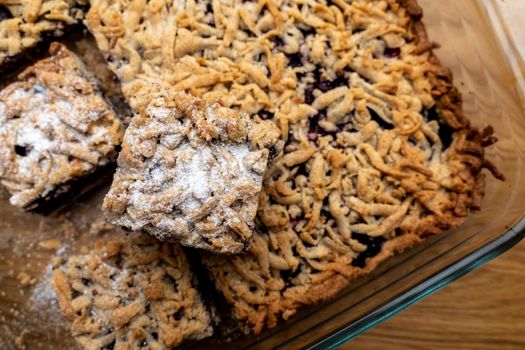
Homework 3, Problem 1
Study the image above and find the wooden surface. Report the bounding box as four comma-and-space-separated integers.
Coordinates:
342, 239, 525, 349
496, 0, 525, 58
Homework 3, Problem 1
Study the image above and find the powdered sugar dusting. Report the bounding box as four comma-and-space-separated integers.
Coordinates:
175, 142, 213, 201
147, 105, 172, 119
104, 90, 272, 253
26, 264, 69, 333
29, 265, 57, 311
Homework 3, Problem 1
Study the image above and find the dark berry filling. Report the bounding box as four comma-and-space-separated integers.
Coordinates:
423, 106, 454, 149
290, 218, 301, 230
320, 209, 332, 221
368, 107, 394, 130
303, 70, 348, 105
287, 52, 303, 67
438, 122, 454, 150
258, 109, 273, 120
316, 72, 347, 92
423, 105, 440, 121
351, 233, 385, 268
321, 197, 334, 222
299, 26, 315, 38
312, 66, 322, 81
173, 308, 185, 320
205, 2, 213, 14
295, 163, 308, 177
307, 109, 348, 141
304, 85, 315, 104
0, 5, 12, 21
384, 47, 401, 58
281, 265, 302, 286
268, 144, 279, 162
273, 36, 285, 47
307, 110, 326, 140
14, 145, 29, 157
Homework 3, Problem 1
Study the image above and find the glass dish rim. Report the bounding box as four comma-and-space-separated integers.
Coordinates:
306, 222, 525, 350
300, 1, 525, 348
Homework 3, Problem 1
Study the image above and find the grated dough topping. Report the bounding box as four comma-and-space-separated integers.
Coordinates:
85, 0, 504, 334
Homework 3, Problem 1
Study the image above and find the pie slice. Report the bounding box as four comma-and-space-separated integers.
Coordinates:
52, 233, 214, 350
0, 42, 123, 210
103, 82, 280, 253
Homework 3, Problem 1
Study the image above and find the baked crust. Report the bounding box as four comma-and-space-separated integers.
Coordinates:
52, 233, 214, 350
0, 42, 123, 209
103, 82, 280, 253
85, 0, 504, 335
0, 0, 86, 69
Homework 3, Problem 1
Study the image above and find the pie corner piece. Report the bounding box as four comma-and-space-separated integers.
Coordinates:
0, 0, 87, 71
51, 233, 214, 350
0, 42, 123, 210
102, 82, 280, 254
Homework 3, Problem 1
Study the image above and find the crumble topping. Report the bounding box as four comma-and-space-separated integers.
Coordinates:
104, 83, 280, 253
85, 0, 504, 334
0, 42, 123, 209
52, 233, 214, 350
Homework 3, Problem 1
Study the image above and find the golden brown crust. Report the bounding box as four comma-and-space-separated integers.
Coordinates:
84, 0, 503, 335
0, 42, 123, 209
51, 233, 213, 350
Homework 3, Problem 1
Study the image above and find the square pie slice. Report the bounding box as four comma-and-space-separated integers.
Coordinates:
0, 42, 123, 210
52, 233, 214, 350
103, 82, 280, 254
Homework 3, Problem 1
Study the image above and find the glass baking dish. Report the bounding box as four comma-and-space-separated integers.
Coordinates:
0, 0, 524, 349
